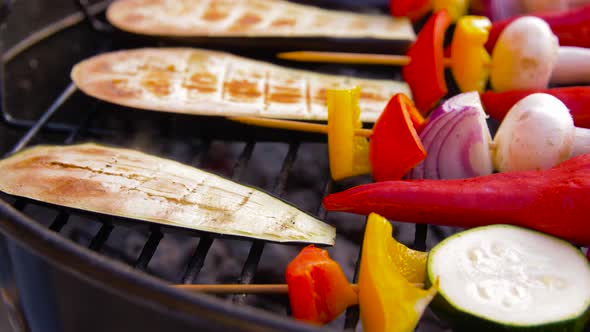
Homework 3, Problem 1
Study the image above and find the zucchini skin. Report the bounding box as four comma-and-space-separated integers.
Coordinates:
426, 283, 589, 332
425, 225, 590, 332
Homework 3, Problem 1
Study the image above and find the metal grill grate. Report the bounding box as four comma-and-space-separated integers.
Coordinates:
0, 1, 433, 331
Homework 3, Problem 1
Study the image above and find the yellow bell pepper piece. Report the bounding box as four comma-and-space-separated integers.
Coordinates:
327, 87, 371, 181
432, 0, 470, 22
450, 16, 492, 93
359, 213, 438, 332
392, 234, 428, 284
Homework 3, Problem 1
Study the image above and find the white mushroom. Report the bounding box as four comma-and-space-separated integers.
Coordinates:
490, 17, 559, 92
490, 15, 590, 90
492, 93, 590, 172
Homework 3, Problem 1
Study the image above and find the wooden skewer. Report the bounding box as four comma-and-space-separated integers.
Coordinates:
228, 116, 374, 138
278, 51, 455, 67
174, 283, 424, 294
279, 51, 412, 66
230, 116, 500, 150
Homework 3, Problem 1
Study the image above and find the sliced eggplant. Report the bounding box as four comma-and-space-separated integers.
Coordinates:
106, 0, 415, 43
0, 143, 335, 245
71, 48, 410, 122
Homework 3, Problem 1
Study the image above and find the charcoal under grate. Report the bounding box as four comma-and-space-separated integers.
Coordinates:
0, 1, 459, 331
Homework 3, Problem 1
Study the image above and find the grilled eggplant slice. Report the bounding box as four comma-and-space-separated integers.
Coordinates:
71, 48, 410, 122
0, 144, 335, 245
107, 0, 415, 42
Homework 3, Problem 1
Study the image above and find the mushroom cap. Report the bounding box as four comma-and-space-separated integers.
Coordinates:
492, 93, 575, 172
490, 16, 559, 92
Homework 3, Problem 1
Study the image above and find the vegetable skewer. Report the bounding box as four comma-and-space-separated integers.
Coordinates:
280, 11, 590, 111
410, 92, 590, 179
229, 116, 373, 138
232, 89, 426, 182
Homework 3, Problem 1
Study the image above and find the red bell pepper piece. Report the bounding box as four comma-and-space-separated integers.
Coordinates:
486, 5, 590, 53
370, 93, 426, 182
324, 154, 590, 245
481, 86, 590, 129
285, 245, 358, 325
403, 10, 451, 114
390, 0, 432, 23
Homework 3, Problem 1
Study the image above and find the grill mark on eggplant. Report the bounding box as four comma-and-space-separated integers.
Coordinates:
106, 0, 415, 42
46, 160, 259, 218
72, 48, 410, 122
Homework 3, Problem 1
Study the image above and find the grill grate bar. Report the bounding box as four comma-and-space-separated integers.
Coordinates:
8, 83, 78, 155
343, 221, 366, 331
413, 224, 428, 251
181, 235, 214, 284
63, 105, 99, 145
73, 0, 113, 32
232, 142, 300, 304
49, 211, 69, 233
232, 141, 256, 181
316, 179, 333, 219
232, 240, 265, 305
11, 199, 26, 212
192, 140, 211, 168
88, 221, 114, 252
179, 139, 221, 284
134, 227, 164, 271
180, 141, 256, 284
272, 142, 300, 194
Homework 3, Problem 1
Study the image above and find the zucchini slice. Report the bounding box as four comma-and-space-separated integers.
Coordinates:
0, 143, 335, 245
427, 225, 590, 331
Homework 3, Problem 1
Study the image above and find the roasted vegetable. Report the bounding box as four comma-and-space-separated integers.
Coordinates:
409, 92, 493, 180
450, 16, 492, 93
107, 0, 415, 42
359, 213, 437, 332
432, 0, 470, 21
327, 87, 371, 181
324, 154, 590, 245
489, 16, 559, 92
369, 93, 426, 182
71, 48, 410, 123
428, 225, 590, 332
492, 93, 580, 172
403, 10, 452, 113
286, 245, 357, 324
0, 144, 335, 244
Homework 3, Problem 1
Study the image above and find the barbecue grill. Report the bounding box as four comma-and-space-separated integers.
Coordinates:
0, 1, 453, 331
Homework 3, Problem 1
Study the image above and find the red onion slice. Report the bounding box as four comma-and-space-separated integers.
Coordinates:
409, 92, 493, 179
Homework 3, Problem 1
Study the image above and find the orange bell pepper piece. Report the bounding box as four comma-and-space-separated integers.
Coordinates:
286, 245, 358, 325
450, 16, 492, 93
327, 87, 371, 181
369, 94, 426, 182
402, 10, 452, 114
